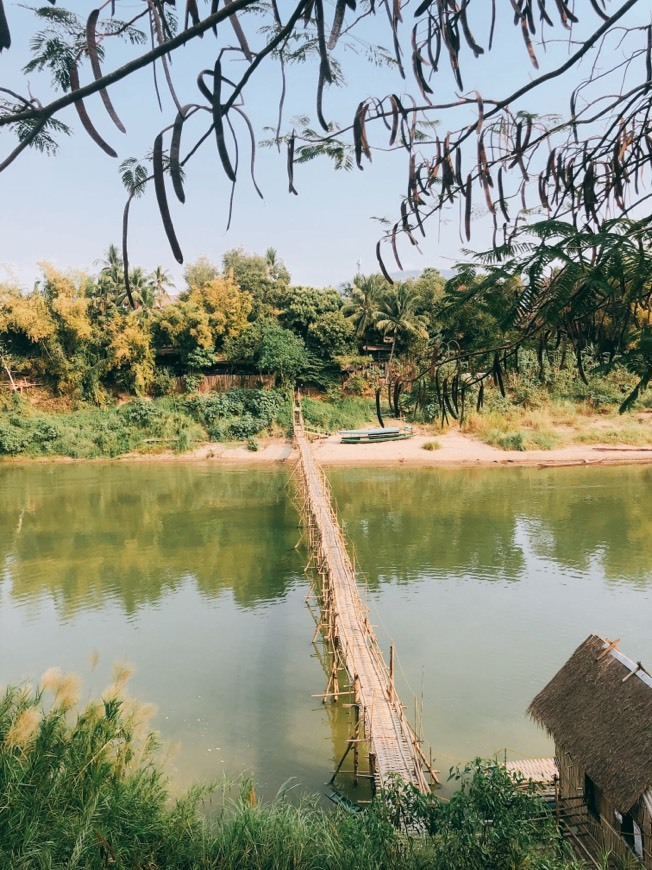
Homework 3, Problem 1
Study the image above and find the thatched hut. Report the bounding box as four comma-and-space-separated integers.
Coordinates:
529, 635, 652, 867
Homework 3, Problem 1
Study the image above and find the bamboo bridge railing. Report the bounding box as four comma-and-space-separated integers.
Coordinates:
292, 399, 439, 795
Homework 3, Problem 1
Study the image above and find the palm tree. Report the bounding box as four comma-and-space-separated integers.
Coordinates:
114, 267, 157, 310
151, 265, 175, 307
94, 244, 124, 313
265, 247, 290, 285
342, 273, 385, 339
374, 282, 428, 367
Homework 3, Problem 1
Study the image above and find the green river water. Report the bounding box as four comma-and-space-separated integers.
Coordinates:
0, 463, 650, 799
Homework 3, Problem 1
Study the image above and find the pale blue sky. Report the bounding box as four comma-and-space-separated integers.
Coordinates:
1, 1, 649, 290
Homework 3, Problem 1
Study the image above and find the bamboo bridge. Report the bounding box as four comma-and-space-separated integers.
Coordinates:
293, 400, 439, 796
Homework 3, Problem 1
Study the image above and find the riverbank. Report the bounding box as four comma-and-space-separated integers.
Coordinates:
106, 426, 652, 468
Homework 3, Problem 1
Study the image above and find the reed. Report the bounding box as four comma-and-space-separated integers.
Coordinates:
0, 678, 579, 868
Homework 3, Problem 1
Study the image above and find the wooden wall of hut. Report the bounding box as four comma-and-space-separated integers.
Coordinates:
557, 745, 652, 867
173, 373, 276, 393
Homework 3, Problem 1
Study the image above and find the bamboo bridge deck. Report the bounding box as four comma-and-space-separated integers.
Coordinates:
293, 402, 437, 795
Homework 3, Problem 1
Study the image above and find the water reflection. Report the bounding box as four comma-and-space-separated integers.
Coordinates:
0, 465, 299, 615
1, 461, 650, 797
328, 466, 652, 587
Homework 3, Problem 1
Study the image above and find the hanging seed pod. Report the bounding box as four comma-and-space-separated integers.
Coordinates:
86, 9, 126, 133
170, 104, 193, 203
353, 101, 372, 169
376, 240, 393, 283
497, 166, 510, 222
476, 379, 484, 413
287, 132, 298, 195
212, 59, 236, 181
464, 172, 472, 241
492, 354, 505, 397
153, 131, 184, 264
0, 0, 11, 51
69, 61, 118, 157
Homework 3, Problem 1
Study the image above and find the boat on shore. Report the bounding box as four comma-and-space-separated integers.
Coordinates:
338, 426, 414, 444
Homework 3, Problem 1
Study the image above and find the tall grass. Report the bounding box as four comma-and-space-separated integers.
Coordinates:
0, 677, 578, 869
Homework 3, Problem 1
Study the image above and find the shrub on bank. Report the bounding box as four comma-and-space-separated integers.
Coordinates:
300, 396, 376, 432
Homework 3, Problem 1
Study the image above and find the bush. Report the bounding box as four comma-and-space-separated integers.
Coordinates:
422, 440, 441, 451
119, 398, 160, 427
301, 395, 375, 432
0, 423, 28, 455
183, 390, 288, 442
183, 372, 205, 393
246, 437, 259, 451
488, 430, 526, 451
151, 366, 177, 397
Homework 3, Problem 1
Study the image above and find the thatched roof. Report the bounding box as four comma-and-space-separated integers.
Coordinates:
528, 634, 652, 811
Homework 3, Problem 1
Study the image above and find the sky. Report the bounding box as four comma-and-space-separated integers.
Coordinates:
0, 1, 649, 292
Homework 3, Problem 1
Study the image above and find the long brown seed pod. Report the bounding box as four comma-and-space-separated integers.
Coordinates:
353, 101, 371, 169
287, 132, 298, 195
86, 9, 126, 133
212, 59, 236, 181
0, 0, 10, 51
69, 61, 118, 157
224, 0, 253, 60
497, 166, 510, 223
232, 106, 264, 199
170, 104, 193, 203
375, 240, 393, 283
327, 0, 346, 49
464, 172, 472, 241
153, 131, 184, 263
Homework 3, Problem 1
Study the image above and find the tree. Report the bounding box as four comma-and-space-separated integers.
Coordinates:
342, 274, 387, 341
222, 248, 290, 314
2, 4, 649, 270
224, 319, 309, 384
277, 285, 342, 341
307, 310, 355, 359
375, 282, 428, 367
1, 2, 650, 401
151, 266, 174, 307
183, 256, 219, 292
94, 244, 124, 313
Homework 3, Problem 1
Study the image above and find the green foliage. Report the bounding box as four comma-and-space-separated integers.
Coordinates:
182, 389, 288, 441
0, 399, 205, 459
277, 285, 342, 341
183, 372, 205, 393
487, 430, 527, 451
300, 396, 376, 432
422, 439, 441, 451
0, 679, 210, 870
0, 682, 574, 869
307, 310, 355, 358
118, 398, 162, 428
151, 366, 177, 397
225, 320, 309, 383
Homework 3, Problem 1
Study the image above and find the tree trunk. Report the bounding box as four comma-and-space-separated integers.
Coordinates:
1, 356, 17, 391
375, 387, 385, 428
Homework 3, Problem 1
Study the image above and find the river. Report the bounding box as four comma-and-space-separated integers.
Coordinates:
1, 463, 650, 798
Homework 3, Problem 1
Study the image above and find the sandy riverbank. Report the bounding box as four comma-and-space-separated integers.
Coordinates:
137, 429, 652, 468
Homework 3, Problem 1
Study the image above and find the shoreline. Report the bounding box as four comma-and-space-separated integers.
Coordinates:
5, 430, 652, 469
